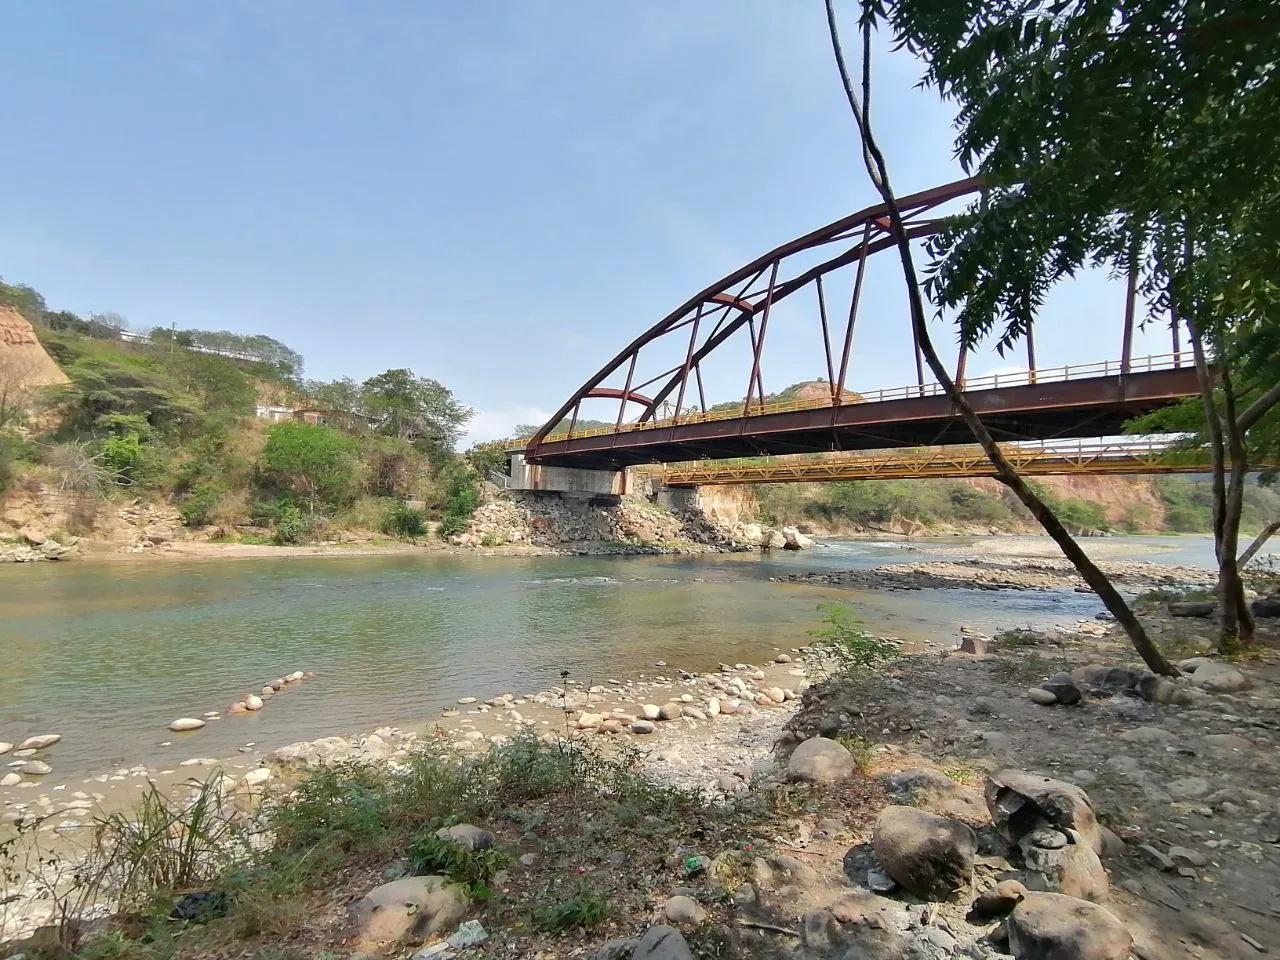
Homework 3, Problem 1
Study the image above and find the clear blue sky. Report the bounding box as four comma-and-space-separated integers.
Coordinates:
0, 2, 1171, 444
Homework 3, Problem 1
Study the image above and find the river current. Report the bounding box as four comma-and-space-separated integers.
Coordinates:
0, 536, 1216, 778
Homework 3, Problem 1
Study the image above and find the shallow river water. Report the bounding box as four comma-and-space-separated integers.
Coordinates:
0, 536, 1214, 778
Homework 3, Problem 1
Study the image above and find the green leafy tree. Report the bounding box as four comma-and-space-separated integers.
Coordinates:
879, 0, 1280, 650
362, 369, 473, 452
822, 0, 1177, 673
260, 422, 361, 513
165, 351, 255, 420
0, 277, 48, 325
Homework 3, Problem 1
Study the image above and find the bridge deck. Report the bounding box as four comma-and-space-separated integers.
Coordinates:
526, 367, 1201, 469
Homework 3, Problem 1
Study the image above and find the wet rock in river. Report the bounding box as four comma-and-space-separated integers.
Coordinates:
21, 760, 52, 775
168, 718, 206, 732
19, 734, 61, 750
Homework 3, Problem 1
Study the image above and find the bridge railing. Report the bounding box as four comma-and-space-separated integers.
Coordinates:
487, 353, 1191, 450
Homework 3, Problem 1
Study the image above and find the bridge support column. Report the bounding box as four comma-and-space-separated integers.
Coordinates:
508, 454, 628, 496
655, 486, 701, 513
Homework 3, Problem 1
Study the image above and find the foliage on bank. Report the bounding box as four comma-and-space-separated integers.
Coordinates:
0, 275, 482, 544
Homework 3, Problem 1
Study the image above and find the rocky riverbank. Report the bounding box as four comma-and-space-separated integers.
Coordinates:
776, 556, 1220, 592
6, 603, 1279, 959
449, 490, 812, 555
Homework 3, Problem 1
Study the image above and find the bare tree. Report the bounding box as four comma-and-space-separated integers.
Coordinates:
823, 0, 1177, 675
0, 351, 41, 431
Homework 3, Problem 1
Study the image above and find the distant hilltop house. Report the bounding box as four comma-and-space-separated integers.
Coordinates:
254, 404, 293, 423
289, 407, 374, 432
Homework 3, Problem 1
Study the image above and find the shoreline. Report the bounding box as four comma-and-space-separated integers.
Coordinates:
1, 652, 819, 939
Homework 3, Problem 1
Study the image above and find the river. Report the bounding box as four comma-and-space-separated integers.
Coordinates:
0, 535, 1215, 779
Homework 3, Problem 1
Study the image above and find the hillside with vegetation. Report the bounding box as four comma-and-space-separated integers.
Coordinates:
0, 276, 485, 550
754, 473, 1280, 537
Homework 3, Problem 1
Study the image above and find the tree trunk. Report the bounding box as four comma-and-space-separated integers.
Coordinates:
824, 0, 1177, 676
1239, 520, 1280, 568
1219, 360, 1255, 646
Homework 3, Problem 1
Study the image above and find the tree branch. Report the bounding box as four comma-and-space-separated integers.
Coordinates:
823, 0, 1176, 676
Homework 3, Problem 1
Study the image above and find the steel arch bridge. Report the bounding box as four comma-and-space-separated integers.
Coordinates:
523, 178, 1197, 473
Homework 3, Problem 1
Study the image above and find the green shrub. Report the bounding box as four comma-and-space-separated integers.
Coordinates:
273, 505, 312, 545
0, 433, 29, 494
180, 481, 226, 526
437, 471, 480, 538
406, 830, 507, 899
530, 890, 608, 933
807, 602, 897, 674
381, 502, 427, 540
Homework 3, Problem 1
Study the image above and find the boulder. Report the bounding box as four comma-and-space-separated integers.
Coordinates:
435, 823, 494, 851
658, 703, 682, 721
880, 768, 987, 822
1253, 596, 1280, 618
349, 876, 469, 948
959, 635, 989, 655
985, 770, 1102, 856
1069, 664, 1144, 696
21, 760, 52, 776
0, 772, 21, 787
968, 879, 1027, 921
1020, 828, 1110, 901
1188, 661, 1250, 693
662, 895, 705, 926
873, 805, 977, 901
1038, 674, 1082, 706
1168, 601, 1215, 617
780, 526, 815, 550
787, 737, 857, 783
168, 718, 206, 732
19, 734, 61, 751
642, 704, 662, 720
0, 742, 12, 755
766, 530, 787, 550
631, 720, 656, 734
1007, 891, 1132, 960
594, 938, 640, 960
632, 924, 693, 960
1027, 688, 1058, 706
244, 694, 264, 711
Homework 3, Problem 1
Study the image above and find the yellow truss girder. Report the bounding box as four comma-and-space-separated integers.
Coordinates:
656, 440, 1252, 486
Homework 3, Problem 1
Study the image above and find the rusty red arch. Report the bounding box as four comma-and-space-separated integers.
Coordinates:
527, 177, 984, 457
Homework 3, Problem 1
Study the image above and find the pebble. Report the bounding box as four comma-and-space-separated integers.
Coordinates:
0, 742, 10, 755
244, 694, 264, 711
168, 718, 207, 732
21, 761, 52, 776
631, 720, 656, 735
642, 704, 661, 720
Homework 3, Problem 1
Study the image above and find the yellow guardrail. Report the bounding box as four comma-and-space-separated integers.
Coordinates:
479, 353, 1192, 451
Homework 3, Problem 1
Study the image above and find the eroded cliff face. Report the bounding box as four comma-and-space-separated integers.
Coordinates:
693, 485, 760, 526
958, 475, 1167, 528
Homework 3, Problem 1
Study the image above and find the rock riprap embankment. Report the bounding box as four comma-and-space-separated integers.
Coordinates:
451, 489, 809, 554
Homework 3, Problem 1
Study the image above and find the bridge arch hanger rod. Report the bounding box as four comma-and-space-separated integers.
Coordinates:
527, 177, 982, 456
